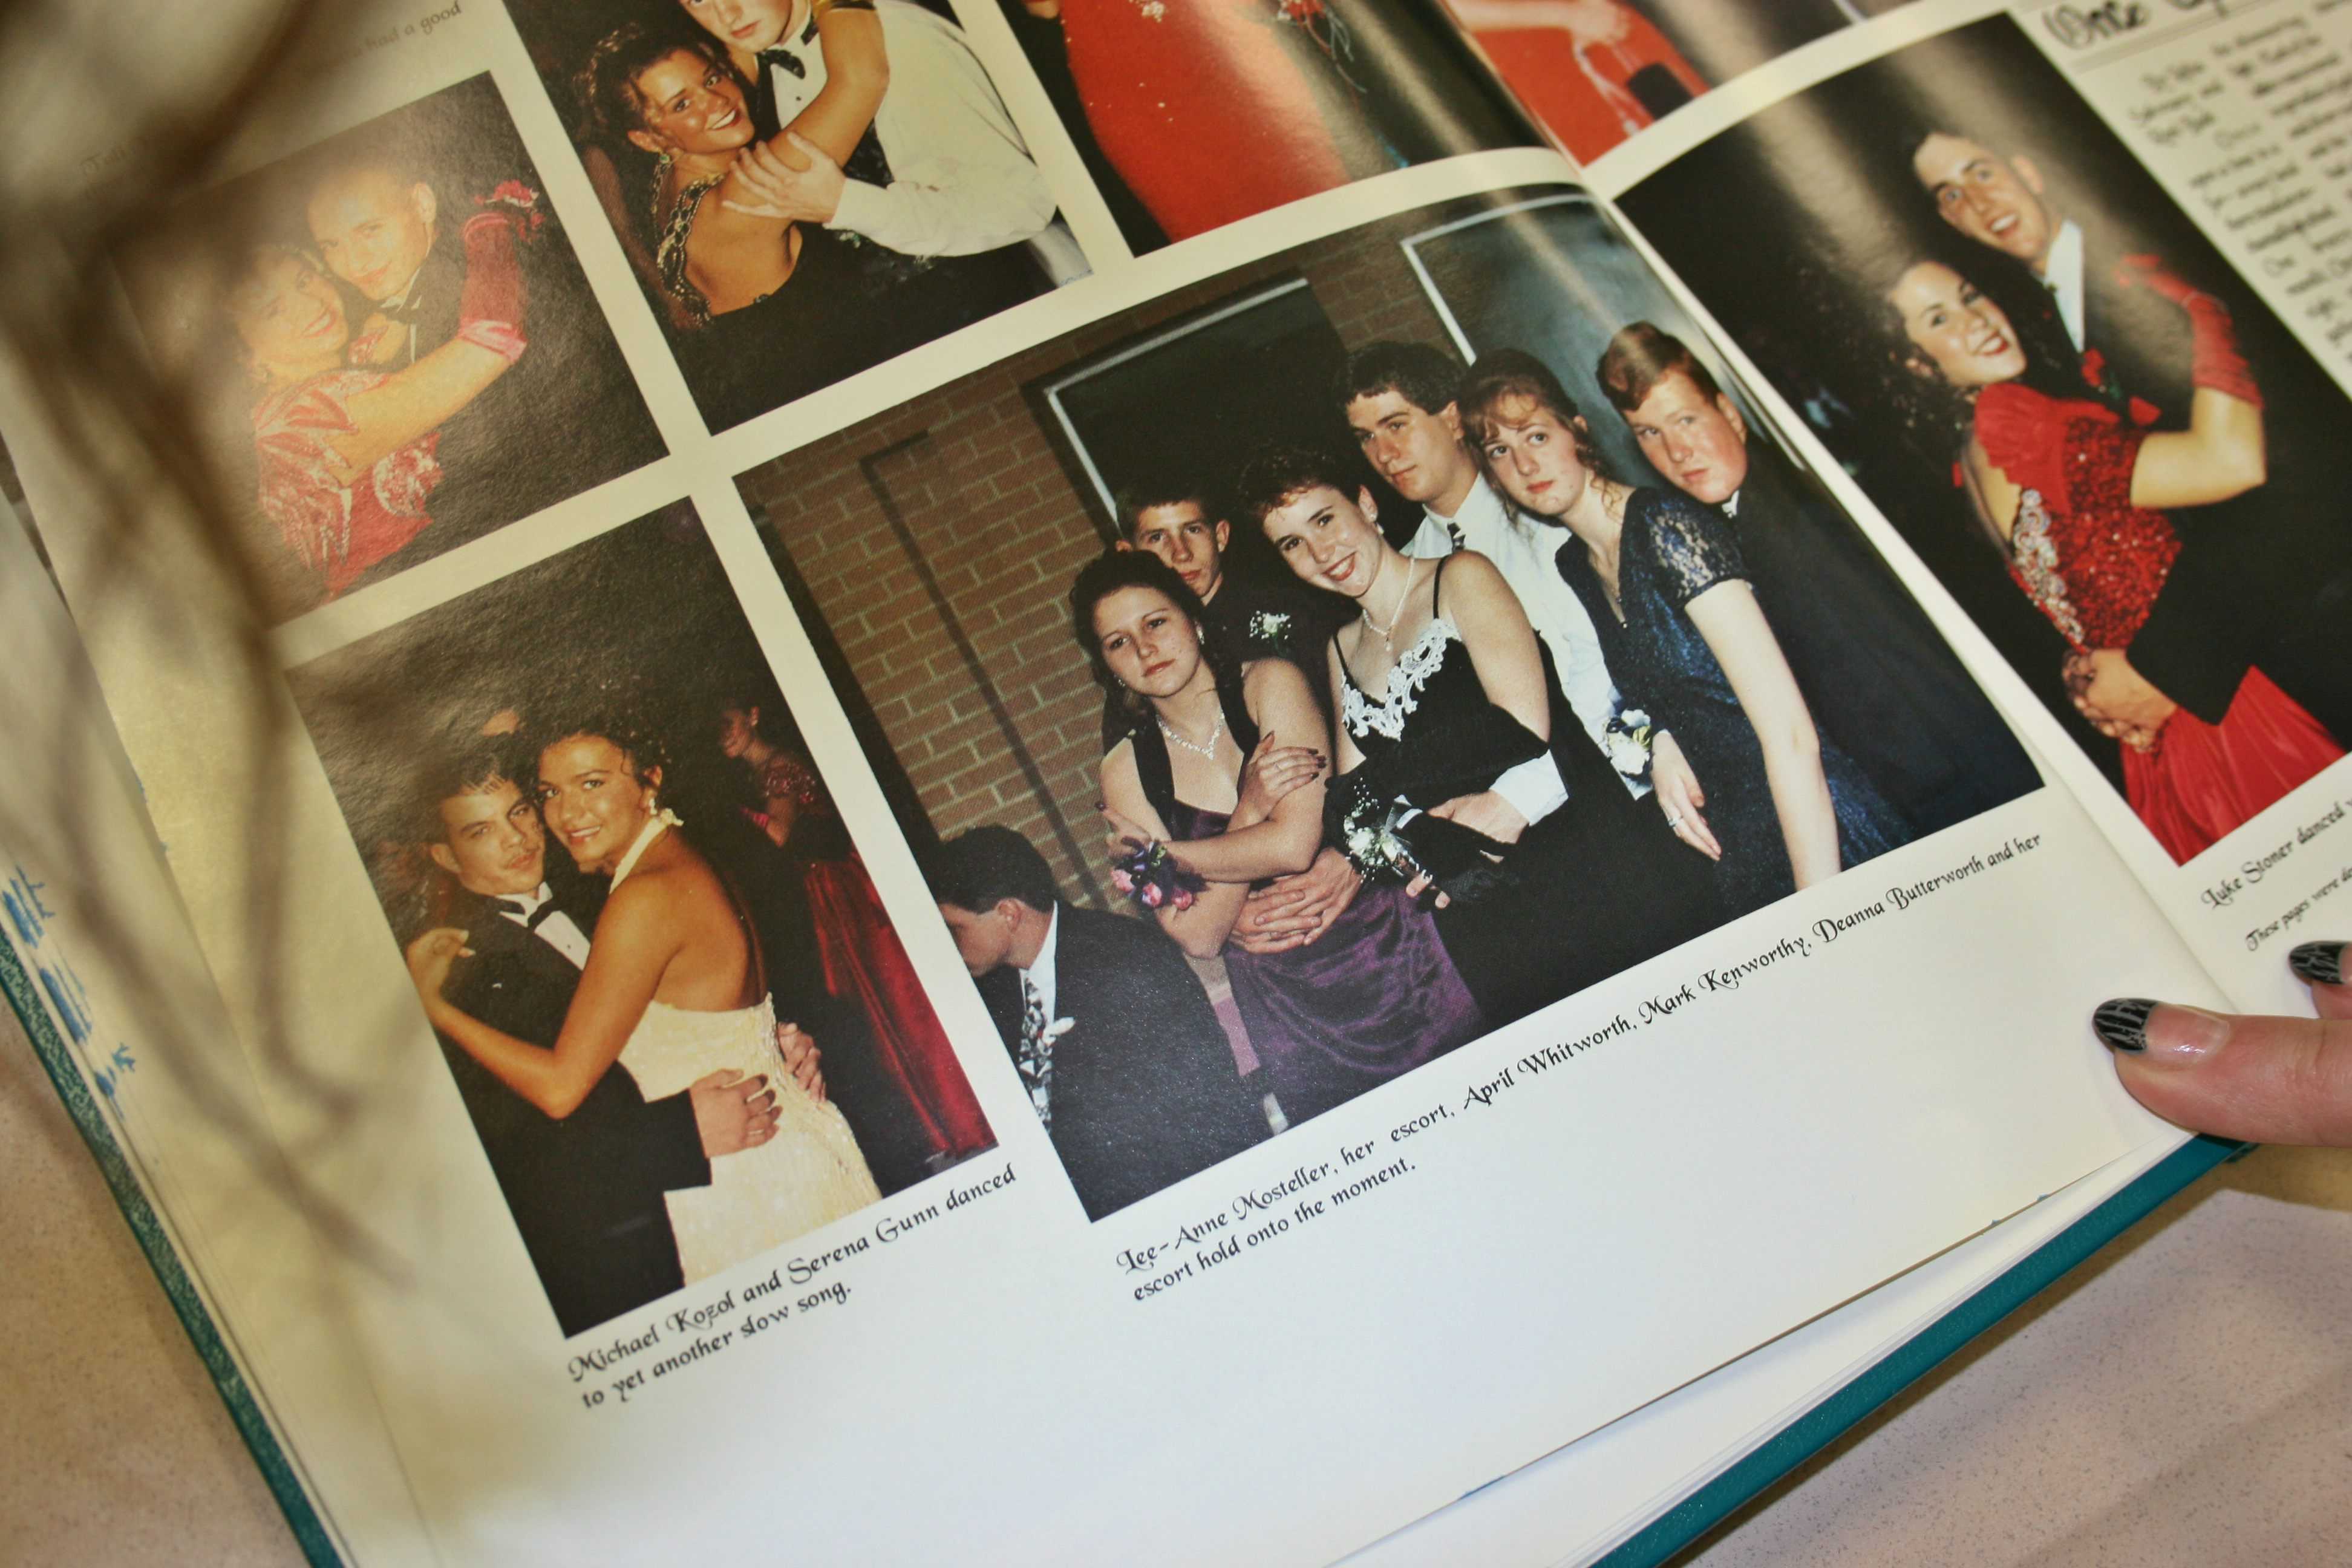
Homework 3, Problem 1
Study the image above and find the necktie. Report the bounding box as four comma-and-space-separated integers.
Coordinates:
1444, 517, 1467, 552
1016, 974, 1054, 1128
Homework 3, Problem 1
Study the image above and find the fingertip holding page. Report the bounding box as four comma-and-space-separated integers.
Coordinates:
2094, 991, 2352, 1148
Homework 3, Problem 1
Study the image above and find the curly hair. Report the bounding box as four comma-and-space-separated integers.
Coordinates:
1067, 548, 1221, 715
528, 679, 674, 790
1228, 442, 1359, 529
1457, 348, 1613, 482
577, 19, 735, 145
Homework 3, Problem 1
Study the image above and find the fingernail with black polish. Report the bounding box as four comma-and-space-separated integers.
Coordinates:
2287, 941, 2346, 987
2091, 997, 2158, 1053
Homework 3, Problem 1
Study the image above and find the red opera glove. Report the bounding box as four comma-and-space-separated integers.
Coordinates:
2114, 253, 2260, 408
456, 210, 528, 364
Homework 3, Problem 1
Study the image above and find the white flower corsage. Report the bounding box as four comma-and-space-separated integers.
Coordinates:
1602, 707, 1655, 782
1247, 609, 1293, 644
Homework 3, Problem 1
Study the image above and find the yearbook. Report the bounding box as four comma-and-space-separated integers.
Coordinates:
3, 0, 2345, 1561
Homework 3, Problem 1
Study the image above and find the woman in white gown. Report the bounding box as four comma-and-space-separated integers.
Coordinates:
407, 715, 877, 1284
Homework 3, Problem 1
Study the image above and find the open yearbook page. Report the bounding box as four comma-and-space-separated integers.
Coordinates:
2, 0, 2342, 1563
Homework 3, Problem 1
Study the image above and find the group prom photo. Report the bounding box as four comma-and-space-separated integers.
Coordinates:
1619, 15, 2352, 866
286, 505, 993, 1336
737, 185, 2040, 1220
113, 74, 667, 624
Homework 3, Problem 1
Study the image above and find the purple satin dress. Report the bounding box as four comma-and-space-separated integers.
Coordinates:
1169, 802, 1485, 1127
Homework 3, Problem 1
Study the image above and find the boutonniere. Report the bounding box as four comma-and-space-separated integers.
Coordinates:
1043, 1017, 1076, 1044
1602, 707, 1655, 782
1246, 609, 1293, 644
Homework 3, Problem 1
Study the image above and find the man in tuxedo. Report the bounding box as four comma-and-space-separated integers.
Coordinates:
304, 149, 664, 557
677, 0, 1076, 283
1597, 321, 2040, 832
1906, 125, 2352, 752
921, 826, 1267, 1221
1335, 341, 1711, 850
417, 741, 797, 1336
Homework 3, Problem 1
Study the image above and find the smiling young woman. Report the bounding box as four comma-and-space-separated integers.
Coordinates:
1238, 443, 1720, 1028
1461, 350, 1910, 920
405, 702, 880, 1281
1072, 549, 1485, 1125
1879, 254, 2340, 861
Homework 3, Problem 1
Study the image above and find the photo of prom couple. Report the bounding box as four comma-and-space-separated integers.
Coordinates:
290, 509, 991, 1338
1621, 16, 2352, 866
745, 189, 2039, 1220
116, 75, 665, 624
503, 0, 1091, 431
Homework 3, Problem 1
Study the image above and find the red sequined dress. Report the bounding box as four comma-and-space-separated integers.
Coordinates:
1976, 381, 2341, 863
754, 751, 992, 1158
1059, 0, 1355, 241
252, 369, 440, 605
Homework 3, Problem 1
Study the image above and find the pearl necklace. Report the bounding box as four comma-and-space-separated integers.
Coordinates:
1157, 708, 1225, 759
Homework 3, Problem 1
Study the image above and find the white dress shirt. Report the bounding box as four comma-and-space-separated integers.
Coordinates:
763, 0, 1056, 259
2043, 218, 2086, 351
1402, 475, 1641, 805
1017, 903, 1060, 1025
495, 882, 592, 970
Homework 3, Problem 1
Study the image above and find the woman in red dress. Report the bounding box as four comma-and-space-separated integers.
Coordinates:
1884, 255, 2341, 862
1020, 0, 1362, 240
716, 701, 993, 1162
1449, 0, 1705, 162
226, 200, 529, 609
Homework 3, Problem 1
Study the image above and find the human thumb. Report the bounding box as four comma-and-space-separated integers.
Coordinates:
2093, 988, 2352, 1146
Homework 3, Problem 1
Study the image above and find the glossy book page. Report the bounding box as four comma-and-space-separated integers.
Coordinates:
0, 0, 2279, 1563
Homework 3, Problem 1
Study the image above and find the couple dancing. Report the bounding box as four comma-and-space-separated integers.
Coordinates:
573, 0, 1064, 421
223, 154, 540, 612
1872, 123, 2345, 861
403, 700, 878, 1330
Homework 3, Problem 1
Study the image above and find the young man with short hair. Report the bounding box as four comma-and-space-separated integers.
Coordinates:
923, 825, 1266, 1221
1905, 124, 2352, 753
416, 740, 804, 1333
678, 0, 1075, 277
303, 148, 661, 544
1597, 321, 2039, 832
1336, 339, 1705, 822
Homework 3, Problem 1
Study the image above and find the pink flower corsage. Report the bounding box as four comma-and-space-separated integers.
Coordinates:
1111, 839, 1200, 914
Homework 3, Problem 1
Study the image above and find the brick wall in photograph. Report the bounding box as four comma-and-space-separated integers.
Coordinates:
740, 204, 1471, 909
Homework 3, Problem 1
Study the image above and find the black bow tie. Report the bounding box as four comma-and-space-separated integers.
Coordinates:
760, 18, 822, 75
495, 896, 560, 930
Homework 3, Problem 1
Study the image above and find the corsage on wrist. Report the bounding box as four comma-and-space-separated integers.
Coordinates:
1111, 839, 1201, 912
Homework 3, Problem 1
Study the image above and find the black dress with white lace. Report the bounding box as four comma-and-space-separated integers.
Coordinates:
1335, 559, 1720, 1027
